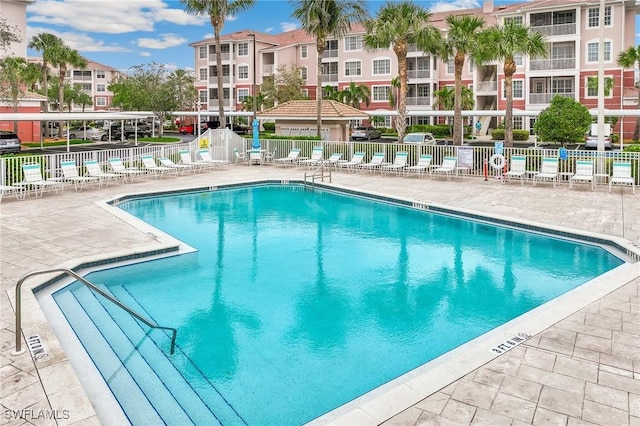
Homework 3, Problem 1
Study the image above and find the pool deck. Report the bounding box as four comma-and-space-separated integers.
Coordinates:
1, 164, 638, 426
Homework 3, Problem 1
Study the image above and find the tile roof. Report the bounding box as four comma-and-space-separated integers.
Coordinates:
258, 100, 369, 120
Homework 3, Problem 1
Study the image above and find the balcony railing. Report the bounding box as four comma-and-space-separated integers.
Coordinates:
529, 92, 575, 104
208, 52, 232, 61
322, 50, 338, 58
262, 64, 274, 75
209, 76, 231, 84
321, 74, 339, 82
530, 57, 576, 71
532, 23, 576, 37
208, 98, 233, 107
475, 81, 497, 92
406, 97, 431, 106
407, 70, 430, 79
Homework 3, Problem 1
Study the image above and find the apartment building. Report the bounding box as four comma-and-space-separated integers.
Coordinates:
0, 0, 34, 58
27, 57, 122, 112
190, 0, 640, 138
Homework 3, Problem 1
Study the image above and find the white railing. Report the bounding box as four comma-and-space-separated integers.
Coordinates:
406, 97, 431, 106
2, 139, 638, 187
408, 70, 430, 79
476, 81, 497, 92
532, 23, 576, 37
262, 64, 274, 74
529, 92, 575, 104
529, 57, 576, 71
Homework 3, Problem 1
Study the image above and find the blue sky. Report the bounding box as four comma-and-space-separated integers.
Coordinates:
25, 0, 640, 73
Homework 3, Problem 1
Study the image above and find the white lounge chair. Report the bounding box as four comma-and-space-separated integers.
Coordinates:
299, 147, 324, 166
263, 147, 277, 163
179, 150, 206, 172
140, 155, 176, 179
381, 151, 408, 175
0, 185, 25, 202
503, 155, 527, 185
357, 152, 387, 174
273, 149, 301, 167
16, 163, 64, 196
159, 157, 196, 174
85, 160, 121, 186
336, 151, 365, 173
533, 157, 559, 188
58, 159, 99, 191
198, 149, 229, 168
324, 153, 343, 170
570, 160, 594, 190
405, 154, 433, 178
234, 148, 247, 164
432, 156, 458, 181
609, 162, 635, 194
108, 157, 146, 183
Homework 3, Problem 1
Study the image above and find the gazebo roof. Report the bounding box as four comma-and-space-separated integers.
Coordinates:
258, 100, 369, 121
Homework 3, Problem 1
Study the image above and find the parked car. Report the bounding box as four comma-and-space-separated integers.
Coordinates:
227, 124, 249, 135
178, 123, 208, 134
66, 127, 98, 140
350, 126, 381, 140
584, 135, 612, 150
403, 132, 436, 145
0, 130, 21, 154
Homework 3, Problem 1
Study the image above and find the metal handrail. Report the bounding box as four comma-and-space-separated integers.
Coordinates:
303, 160, 332, 186
12, 268, 177, 356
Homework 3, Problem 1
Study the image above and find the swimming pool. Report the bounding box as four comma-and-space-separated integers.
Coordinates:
50, 184, 624, 425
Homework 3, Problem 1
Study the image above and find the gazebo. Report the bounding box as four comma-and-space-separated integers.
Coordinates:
257, 100, 369, 141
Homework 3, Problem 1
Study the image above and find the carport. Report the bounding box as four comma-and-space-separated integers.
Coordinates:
0, 112, 152, 152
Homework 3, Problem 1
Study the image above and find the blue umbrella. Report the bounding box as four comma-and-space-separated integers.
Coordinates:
252, 119, 260, 149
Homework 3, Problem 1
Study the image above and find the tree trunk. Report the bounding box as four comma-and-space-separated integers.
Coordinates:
453, 52, 464, 146
316, 38, 324, 139
397, 54, 408, 142
214, 27, 226, 129
504, 60, 516, 148
58, 67, 65, 138
41, 62, 49, 113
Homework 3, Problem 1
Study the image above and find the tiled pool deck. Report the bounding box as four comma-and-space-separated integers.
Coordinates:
1, 165, 638, 425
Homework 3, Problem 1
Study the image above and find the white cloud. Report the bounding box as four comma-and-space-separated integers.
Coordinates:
140, 51, 151, 57
281, 22, 298, 32
138, 34, 188, 49
265, 27, 274, 33
26, 25, 130, 53
430, 0, 480, 13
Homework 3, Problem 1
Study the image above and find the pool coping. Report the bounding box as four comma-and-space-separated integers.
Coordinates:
12, 179, 640, 426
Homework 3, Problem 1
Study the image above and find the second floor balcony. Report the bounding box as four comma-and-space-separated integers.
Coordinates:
262, 64, 274, 75
321, 74, 338, 82
407, 69, 430, 79
209, 76, 231, 84
532, 22, 576, 37
406, 97, 431, 106
322, 50, 338, 59
529, 91, 575, 104
476, 81, 497, 93
530, 57, 576, 71
208, 52, 232, 61
208, 98, 233, 107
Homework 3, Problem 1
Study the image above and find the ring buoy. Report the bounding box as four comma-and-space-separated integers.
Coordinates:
489, 154, 505, 170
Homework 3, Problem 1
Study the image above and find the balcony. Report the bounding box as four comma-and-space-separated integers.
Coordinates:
529, 92, 575, 104
408, 70, 430, 79
322, 50, 338, 59
532, 23, 576, 37
406, 97, 431, 106
321, 74, 338, 82
262, 64, 274, 75
476, 81, 497, 92
208, 98, 233, 107
529, 57, 576, 71
209, 76, 231, 84
208, 52, 232, 61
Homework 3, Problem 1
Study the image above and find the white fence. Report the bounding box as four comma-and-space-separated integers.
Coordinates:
1, 134, 639, 186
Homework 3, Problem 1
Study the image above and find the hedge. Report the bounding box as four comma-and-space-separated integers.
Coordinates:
490, 129, 531, 141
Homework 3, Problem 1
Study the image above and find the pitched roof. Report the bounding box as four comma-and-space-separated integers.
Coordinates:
258, 100, 369, 120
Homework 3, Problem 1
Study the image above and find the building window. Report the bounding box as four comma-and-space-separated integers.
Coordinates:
301, 88, 308, 98
95, 97, 106, 106
373, 59, 391, 75
199, 46, 207, 59
504, 16, 523, 25
80, 83, 92, 91
301, 45, 308, 59
238, 65, 248, 79
325, 39, 338, 51
514, 53, 523, 66
372, 86, 390, 101
238, 88, 249, 102
199, 68, 207, 81
96, 70, 105, 79
238, 42, 248, 56
446, 58, 454, 74
513, 116, 523, 129
300, 66, 307, 81
587, 41, 611, 62
586, 76, 613, 97
96, 84, 106, 92
344, 35, 362, 51
588, 6, 612, 28
73, 70, 92, 79
344, 60, 361, 76
199, 90, 208, 104
503, 80, 523, 98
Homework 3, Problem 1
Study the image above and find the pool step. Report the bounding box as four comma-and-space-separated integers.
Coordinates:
107, 284, 247, 426
56, 284, 223, 425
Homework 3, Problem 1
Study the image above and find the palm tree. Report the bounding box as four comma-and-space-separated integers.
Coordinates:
181, 0, 256, 129
49, 46, 87, 137
434, 85, 474, 131
0, 57, 30, 130
479, 22, 546, 147
387, 76, 400, 110
291, 0, 368, 138
323, 85, 341, 101
363, 1, 441, 143
28, 32, 64, 113
439, 15, 485, 146
241, 93, 266, 112
339, 81, 370, 109
617, 45, 640, 141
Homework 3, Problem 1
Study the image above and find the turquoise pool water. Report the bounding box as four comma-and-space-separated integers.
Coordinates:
52, 184, 624, 425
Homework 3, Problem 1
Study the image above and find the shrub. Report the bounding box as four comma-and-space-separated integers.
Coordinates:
490, 129, 530, 141
406, 124, 452, 137
623, 144, 640, 152
260, 134, 321, 141
262, 122, 275, 132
